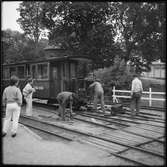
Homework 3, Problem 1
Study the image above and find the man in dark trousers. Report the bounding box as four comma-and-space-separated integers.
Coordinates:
130, 74, 143, 117
56, 91, 77, 121
88, 79, 105, 113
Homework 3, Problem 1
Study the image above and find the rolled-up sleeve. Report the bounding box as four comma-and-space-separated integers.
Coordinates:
89, 82, 95, 88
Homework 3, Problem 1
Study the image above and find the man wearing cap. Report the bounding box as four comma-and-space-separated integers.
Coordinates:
88, 79, 105, 113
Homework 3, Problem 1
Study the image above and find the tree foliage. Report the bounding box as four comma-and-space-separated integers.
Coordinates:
41, 2, 119, 67
2, 29, 48, 64
2, 29, 26, 63
110, 2, 166, 72
9, 2, 166, 75
17, 2, 45, 44
94, 55, 132, 90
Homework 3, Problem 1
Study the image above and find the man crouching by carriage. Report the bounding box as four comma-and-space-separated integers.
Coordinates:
56, 91, 78, 121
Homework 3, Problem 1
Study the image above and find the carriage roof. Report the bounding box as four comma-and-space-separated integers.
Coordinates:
2, 48, 93, 66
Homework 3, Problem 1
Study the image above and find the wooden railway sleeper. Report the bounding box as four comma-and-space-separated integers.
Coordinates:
21, 115, 164, 159
74, 116, 163, 143
79, 112, 163, 134
83, 111, 165, 128
19, 121, 73, 141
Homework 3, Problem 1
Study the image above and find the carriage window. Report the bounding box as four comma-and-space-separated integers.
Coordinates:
52, 67, 57, 80
37, 63, 48, 79
26, 64, 30, 76
3, 67, 10, 79
10, 67, 17, 76
17, 66, 25, 78
31, 65, 37, 79
63, 63, 65, 77
70, 63, 76, 78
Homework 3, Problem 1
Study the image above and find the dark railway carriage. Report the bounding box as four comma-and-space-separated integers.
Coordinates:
2, 48, 92, 102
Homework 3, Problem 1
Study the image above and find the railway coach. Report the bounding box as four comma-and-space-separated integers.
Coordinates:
2, 47, 92, 103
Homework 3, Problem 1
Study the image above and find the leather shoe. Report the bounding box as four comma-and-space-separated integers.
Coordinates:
11, 133, 16, 138
2, 132, 6, 137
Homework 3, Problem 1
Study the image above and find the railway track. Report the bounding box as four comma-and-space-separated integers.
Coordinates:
121, 101, 165, 112
30, 102, 165, 164
19, 114, 164, 166
33, 102, 165, 141
77, 112, 164, 134
34, 105, 164, 144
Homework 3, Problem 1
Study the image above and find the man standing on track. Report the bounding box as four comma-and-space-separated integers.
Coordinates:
130, 73, 143, 117
56, 91, 77, 121
88, 78, 105, 113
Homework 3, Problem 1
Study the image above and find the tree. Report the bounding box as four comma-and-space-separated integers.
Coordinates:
110, 2, 166, 72
17, 2, 44, 44
2, 29, 48, 64
41, 2, 118, 68
2, 29, 27, 63
16, 1, 165, 74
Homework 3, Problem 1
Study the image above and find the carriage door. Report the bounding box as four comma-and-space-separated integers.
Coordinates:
60, 62, 69, 91
50, 65, 60, 98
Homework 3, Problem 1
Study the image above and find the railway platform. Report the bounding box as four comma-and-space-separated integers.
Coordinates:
2, 123, 122, 165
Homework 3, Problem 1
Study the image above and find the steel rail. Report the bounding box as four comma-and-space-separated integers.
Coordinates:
96, 107, 164, 122
74, 116, 163, 143
140, 106, 165, 112
110, 114, 165, 126
136, 110, 164, 117
33, 106, 164, 144
135, 136, 165, 148
79, 136, 150, 166
34, 106, 164, 144
19, 119, 73, 141
84, 111, 165, 128
123, 108, 164, 117
80, 112, 164, 134
83, 139, 150, 166
117, 136, 164, 154
79, 113, 130, 127
122, 103, 165, 112
33, 104, 164, 144
116, 112, 165, 123
121, 110, 165, 122
79, 112, 164, 136
86, 110, 165, 128
35, 105, 163, 135
21, 115, 164, 159
33, 101, 165, 123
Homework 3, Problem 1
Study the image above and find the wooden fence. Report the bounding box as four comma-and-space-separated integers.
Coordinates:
112, 86, 165, 107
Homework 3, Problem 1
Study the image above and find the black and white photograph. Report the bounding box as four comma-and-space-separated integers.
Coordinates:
1, 1, 166, 166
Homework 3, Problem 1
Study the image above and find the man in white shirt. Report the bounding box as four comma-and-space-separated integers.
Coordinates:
88, 79, 105, 113
131, 74, 143, 116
